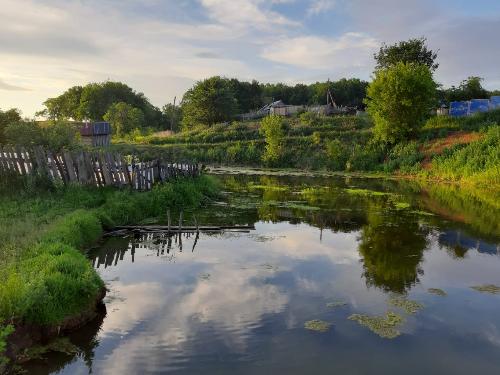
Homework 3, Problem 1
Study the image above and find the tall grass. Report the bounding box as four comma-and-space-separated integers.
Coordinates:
428, 125, 500, 186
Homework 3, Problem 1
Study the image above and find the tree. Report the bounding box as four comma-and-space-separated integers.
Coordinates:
229, 79, 263, 113
260, 115, 286, 165
41, 81, 163, 127
365, 62, 437, 143
103, 102, 145, 137
181, 76, 237, 128
0, 108, 22, 143
161, 103, 183, 132
374, 37, 439, 72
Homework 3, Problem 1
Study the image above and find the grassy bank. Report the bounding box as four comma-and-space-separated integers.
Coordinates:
0, 173, 218, 365
110, 110, 500, 189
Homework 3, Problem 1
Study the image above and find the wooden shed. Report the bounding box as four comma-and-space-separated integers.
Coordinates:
80, 122, 112, 147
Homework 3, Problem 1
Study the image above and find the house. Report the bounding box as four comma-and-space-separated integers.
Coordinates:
80, 121, 112, 147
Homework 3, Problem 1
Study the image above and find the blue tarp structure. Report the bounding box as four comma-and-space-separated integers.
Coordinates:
469, 99, 490, 114
491, 96, 500, 109
449, 101, 469, 117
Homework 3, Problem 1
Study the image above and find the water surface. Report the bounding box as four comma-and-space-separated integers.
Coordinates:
23, 175, 500, 374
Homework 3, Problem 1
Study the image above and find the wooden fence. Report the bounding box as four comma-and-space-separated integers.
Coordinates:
0, 145, 200, 191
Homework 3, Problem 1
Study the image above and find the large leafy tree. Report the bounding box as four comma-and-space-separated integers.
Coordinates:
41, 81, 163, 127
181, 76, 237, 128
0, 108, 22, 143
365, 62, 437, 143
103, 102, 145, 137
374, 37, 439, 72
229, 79, 263, 113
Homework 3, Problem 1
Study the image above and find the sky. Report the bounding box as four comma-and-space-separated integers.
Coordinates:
1, 0, 499, 117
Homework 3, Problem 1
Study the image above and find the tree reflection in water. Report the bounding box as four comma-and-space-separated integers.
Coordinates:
357, 202, 429, 294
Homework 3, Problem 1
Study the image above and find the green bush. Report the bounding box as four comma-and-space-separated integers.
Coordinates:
384, 141, 423, 173
325, 139, 349, 170
4, 121, 80, 151
260, 115, 286, 165
347, 143, 385, 171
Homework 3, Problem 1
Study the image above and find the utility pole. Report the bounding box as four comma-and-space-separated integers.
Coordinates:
170, 96, 176, 132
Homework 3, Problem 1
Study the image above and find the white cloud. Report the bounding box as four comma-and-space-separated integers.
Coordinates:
308, 0, 336, 16
261, 32, 379, 70
200, 0, 297, 31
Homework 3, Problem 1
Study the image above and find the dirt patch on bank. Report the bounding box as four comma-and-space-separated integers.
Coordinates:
421, 131, 483, 169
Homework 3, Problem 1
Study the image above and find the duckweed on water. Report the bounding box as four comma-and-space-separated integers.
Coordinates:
348, 312, 404, 339
393, 202, 411, 210
470, 284, 500, 294
304, 320, 332, 332
326, 301, 348, 308
388, 296, 424, 314
344, 188, 390, 197
428, 288, 447, 296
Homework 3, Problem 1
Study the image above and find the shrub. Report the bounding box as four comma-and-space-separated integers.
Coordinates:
325, 139, 349, 170
299, 111, 320, 126
384, 141, 423, 173
260, 115, 286, 165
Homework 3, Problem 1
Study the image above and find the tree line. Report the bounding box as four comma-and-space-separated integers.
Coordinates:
0, 37, 499, 142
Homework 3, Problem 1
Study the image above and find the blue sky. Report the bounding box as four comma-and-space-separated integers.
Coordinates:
1, 0, 499, 116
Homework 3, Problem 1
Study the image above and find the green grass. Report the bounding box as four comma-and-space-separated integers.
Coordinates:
110, 110, 500, 187
0, 174, 218, 362
427, 125, 500, 187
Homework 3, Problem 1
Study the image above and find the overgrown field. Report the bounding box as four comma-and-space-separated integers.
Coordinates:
111, 110, 500, 189
0, 173, 218, 365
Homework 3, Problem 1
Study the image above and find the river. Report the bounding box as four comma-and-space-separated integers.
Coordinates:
22, 174, 500, 374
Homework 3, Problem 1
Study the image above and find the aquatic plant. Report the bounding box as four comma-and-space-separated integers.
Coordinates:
428, 288, 447, 296
326, 301, 348, 308
388, 295, 424, 314
348, 312, 404, 339
393, 202, 411, 210
17, 337, 78, 363
470, 284, 500, 294
344, 188, 390, 197
304, 320, 332, 333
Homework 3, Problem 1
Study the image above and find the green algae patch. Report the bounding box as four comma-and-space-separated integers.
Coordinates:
345, 188, 390, 197
348, 312, 404, 339
304, 320, 332, 333
326, 301, 348, 309
17, 338, 78, 363
428, 288, 447, 296
388, 296, 424, 314
470, 284, 500, 294
411, 210, 435, 216
248, 184, 289, 192
393, 202, 411, 210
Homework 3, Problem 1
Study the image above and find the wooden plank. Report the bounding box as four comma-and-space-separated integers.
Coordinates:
44, 149, 58, 180
54, 153, 68, 183
119, 155, 131, 186
20, 147, 33, 174
0, 146, 7, 172
76, 151, 89, 184
99, 153, 113, 186
63, 151, 78, 183
15, 146, 28, 175
83, 152, 97, 186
